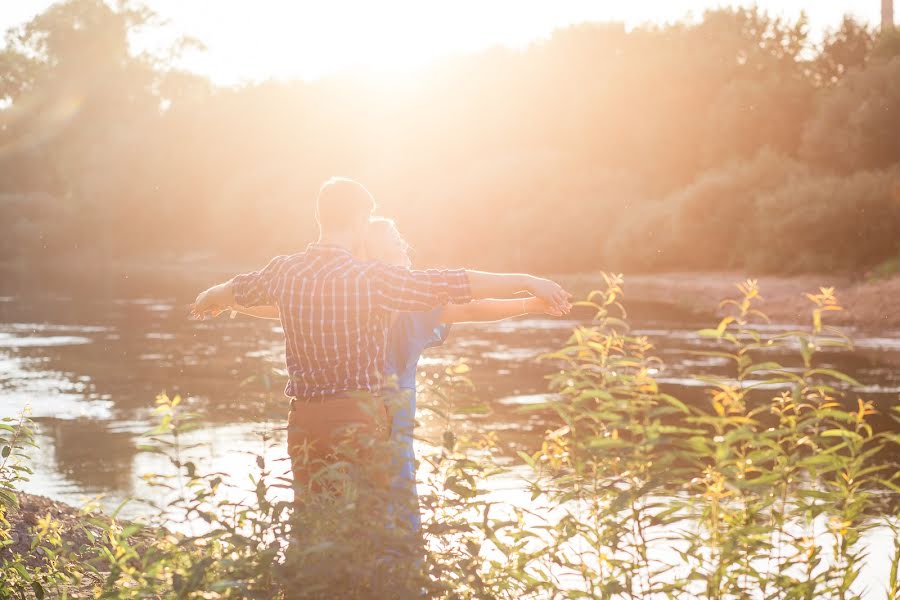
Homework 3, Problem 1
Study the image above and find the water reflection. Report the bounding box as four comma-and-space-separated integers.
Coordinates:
0, 273, 897, 514
40, 418, 137, 492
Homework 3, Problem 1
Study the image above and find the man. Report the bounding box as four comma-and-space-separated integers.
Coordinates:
191, 177, 572, 491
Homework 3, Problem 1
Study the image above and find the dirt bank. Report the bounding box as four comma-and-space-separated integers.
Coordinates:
1, 492, 107, 570
0, 493, 161, 595
560, 272, 900, 332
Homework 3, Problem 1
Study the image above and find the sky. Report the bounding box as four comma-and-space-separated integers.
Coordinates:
1, 1, 887, 85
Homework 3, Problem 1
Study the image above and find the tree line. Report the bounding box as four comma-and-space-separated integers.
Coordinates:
1, 0, 899, 274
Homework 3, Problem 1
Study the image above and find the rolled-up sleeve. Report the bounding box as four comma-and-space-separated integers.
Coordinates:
231, 255, 287, 307
370, 264, 472, 312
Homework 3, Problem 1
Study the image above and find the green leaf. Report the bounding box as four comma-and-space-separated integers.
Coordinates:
659, 394, 690, 413
588, 437, 628, 449
742, 361, 784, 374
806, 368, 862, 388
821, 429, 863, 443
516, 450, 536, 468
697, 328, 722, 338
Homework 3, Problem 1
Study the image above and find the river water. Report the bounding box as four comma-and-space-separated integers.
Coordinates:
1, 268, 898, 594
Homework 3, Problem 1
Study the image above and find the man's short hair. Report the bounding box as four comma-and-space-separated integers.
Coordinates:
316, 177, 376, 233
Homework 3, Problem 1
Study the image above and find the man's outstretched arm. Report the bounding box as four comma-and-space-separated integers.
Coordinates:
191, 255, 286, 319
464, 270, 572, 312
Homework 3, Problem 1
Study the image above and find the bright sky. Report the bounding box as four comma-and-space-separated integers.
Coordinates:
2, 1, 886, 85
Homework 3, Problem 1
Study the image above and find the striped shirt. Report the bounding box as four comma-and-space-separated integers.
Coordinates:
231, 243, 472, 399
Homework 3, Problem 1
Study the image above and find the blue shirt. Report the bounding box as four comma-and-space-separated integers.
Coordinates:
384, 307, 450, 532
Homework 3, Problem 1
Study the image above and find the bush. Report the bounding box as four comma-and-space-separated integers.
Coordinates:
1, 413, 81, 599
605, 149, 808, 271
802, 57, 900, 173
749, 167, 900, 272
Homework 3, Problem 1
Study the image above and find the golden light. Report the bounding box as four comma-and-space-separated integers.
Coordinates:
130, 0, 881, 85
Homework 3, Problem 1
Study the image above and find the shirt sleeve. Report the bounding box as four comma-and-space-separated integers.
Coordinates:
231, 255, 288, 307
369, 263, 472, 312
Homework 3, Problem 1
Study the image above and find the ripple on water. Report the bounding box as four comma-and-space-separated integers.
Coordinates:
1, 354, 110, 419
4, 393, 114, 420
0, 333, 92, 348
470, 318, 581, 333
2, 323, 111, 334
497, 393, 557, 406
145, 332, 176, 340
482, 348, 546, 361
678, 356, 732, 368
854, 337, 900, 351
418, 356, 451, 367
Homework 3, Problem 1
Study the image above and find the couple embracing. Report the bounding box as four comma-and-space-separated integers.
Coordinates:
191, 177, 572, 535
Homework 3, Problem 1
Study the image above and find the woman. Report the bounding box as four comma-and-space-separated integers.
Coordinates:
357, 218, 558, 533
232, 217, 560, 532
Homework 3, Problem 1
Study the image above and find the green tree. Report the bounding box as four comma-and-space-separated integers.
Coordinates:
814, 16, 876, 85
802, 57, 900, 172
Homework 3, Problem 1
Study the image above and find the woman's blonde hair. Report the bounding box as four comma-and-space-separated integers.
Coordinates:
366, 217, 409, 261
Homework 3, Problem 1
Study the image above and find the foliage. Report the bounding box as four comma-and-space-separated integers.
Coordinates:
608, 155, 900, 274
1, 2, 900, 273
1, 412, 80, 599
814, 16, 877, 85
522, 275, 900, 598
605, 149, 810, 271
749, 167, 900, 272
802, 57, 900, 173
869, 255, 900, 281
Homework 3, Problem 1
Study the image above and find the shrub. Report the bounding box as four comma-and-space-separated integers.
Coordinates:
749, 167, 900, 272
1, 412, 81, 599
605, 149, 808, 271
802, 57, 900, 173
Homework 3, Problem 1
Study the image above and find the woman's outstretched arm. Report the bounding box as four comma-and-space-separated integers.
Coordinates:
439, 297, 558, 324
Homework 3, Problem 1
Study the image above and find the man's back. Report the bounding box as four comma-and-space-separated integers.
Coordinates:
231, 243, 471, 399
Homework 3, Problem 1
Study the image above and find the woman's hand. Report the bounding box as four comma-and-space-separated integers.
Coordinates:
525, 277, 572, 314
525, 296, 568, 317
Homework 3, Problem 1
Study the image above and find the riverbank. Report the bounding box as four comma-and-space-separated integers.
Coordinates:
559, 271, 900, 332
2, 492, 106, 570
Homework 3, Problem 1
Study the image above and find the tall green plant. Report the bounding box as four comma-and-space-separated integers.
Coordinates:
1, 412, 82, 599
5, 276, 898, 599
516, 275, 898, 599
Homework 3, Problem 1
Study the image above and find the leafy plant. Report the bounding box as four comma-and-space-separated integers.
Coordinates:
6, 276, 899, 599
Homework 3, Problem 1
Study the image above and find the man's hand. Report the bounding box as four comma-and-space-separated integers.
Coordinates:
190, 282, 234, 320
525, 276, 572, 314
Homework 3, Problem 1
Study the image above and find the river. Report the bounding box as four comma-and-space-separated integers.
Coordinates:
1, 268, 898, 595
